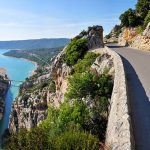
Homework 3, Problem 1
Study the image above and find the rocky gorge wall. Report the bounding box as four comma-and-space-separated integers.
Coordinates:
103, 47, 134, 150
0, 68, 9, 120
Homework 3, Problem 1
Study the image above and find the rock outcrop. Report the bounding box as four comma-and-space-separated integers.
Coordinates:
75, 25, 104, 49
0, 68, 9, 120
130, 35, 150, 51
118, 23, 150, 51
104, 25, 121, 43
118, 27, 138, 46
130, 23, 150, 51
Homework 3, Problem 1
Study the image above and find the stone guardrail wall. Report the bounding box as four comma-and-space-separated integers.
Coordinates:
103, 46, 134, 150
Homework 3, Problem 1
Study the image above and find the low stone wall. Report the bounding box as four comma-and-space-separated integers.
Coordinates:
103, 46, 134, 150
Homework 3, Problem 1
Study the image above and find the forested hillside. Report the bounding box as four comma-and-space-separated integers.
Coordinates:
4, 47, 63, 66
0, 38, 70, 50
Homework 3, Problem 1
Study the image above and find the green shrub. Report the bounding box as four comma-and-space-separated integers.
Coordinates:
74, 52, 99, 73
136, 25, 144, 34
144, 10, 150, 28
49, 80, 56, 93
54, 128, 99, 150
65, 72, 96, 99
65, 72, 113, 139
58, 100, 90, 131
64, 38, 88, 66
119, 8, 140, 27
136, 0, 150, 20
66, 72, 113, 100
4, 128, 49, 150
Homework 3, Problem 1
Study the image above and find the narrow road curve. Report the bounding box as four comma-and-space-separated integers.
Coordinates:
107, 44, 150, 150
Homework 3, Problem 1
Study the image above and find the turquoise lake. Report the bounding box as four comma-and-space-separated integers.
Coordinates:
0, 49, 36, 139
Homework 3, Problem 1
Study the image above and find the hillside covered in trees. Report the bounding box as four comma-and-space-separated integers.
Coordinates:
4, 47, 63, 66
0, 38, 70, 50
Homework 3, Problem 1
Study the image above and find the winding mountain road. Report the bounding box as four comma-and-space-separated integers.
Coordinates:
108, 44, 150, 150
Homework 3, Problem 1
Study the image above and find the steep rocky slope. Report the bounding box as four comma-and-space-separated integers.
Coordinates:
9, 25, 114, 132
118, 23, 150, 51
0, 68, 9, 120
104, 25, 121, 43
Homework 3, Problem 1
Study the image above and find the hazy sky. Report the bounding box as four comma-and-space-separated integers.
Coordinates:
0, 0, 137, 40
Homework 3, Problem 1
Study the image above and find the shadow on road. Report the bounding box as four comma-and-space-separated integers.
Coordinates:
121, 56, 150, 150
106, 44, 125, 49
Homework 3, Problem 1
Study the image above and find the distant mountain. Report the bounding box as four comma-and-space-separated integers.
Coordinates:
0, 38, 70, 50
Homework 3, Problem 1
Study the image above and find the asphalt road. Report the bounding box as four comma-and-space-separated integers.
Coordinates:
107, 44, 150, 150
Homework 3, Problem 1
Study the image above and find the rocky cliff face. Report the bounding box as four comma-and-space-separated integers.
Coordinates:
75, 25, 104, 49
0, 69, 9, 120
118, 27, 138, 46
118, 23, 150, 51
104, 25, 121, 43
8, 47, 72, 132
9, 25, 105, 132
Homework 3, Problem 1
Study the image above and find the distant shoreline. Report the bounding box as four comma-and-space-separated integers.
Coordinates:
20, 58, 38, 76
2, 54, 38, 77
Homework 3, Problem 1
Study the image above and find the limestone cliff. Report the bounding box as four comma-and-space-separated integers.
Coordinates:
104, 25, 121, 43
0, 68, 9, 120
118, 23, 150, 51
75, 25, 104, 49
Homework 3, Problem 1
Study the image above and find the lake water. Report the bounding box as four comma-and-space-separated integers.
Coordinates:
0, 49, 36, 139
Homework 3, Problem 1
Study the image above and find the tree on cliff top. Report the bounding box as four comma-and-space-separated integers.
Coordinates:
119, 8, 140, 27
120, 0, 150, 28
64, 38, 88, 66
136, 0, 150, 20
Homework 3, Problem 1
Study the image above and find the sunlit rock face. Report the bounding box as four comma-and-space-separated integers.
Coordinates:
0, 69, 9, 120
118, 25, 150, 51
74, 25, 104, 49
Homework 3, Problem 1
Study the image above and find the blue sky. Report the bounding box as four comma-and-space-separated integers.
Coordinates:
0, 0, 137, 40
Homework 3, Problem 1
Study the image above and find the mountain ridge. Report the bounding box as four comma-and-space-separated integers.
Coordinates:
0, 38, 70, 50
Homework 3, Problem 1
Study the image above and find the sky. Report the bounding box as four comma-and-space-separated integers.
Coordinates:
0, 0, 137, 41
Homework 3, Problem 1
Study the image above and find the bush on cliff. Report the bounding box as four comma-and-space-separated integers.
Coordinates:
120, 9, 140, 27
144, 10, 150, 28
53, 128, 99, 150
4, 103, 99, 150
64, 38, 88, 66
66, 72, 113, 101
136, 0, 150, 20
74, 52, 99, 73
65, 72, 113, 138
120, 0, 150, 28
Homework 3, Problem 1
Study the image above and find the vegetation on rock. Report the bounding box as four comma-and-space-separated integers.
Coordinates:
144, 10, 150, 28
120, 8, 140, 27
74, 52, 99, 73
119, 0, 150, 28
4, 47, 63, 66
64, 38, 88, 66
5, 26, 113, 149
